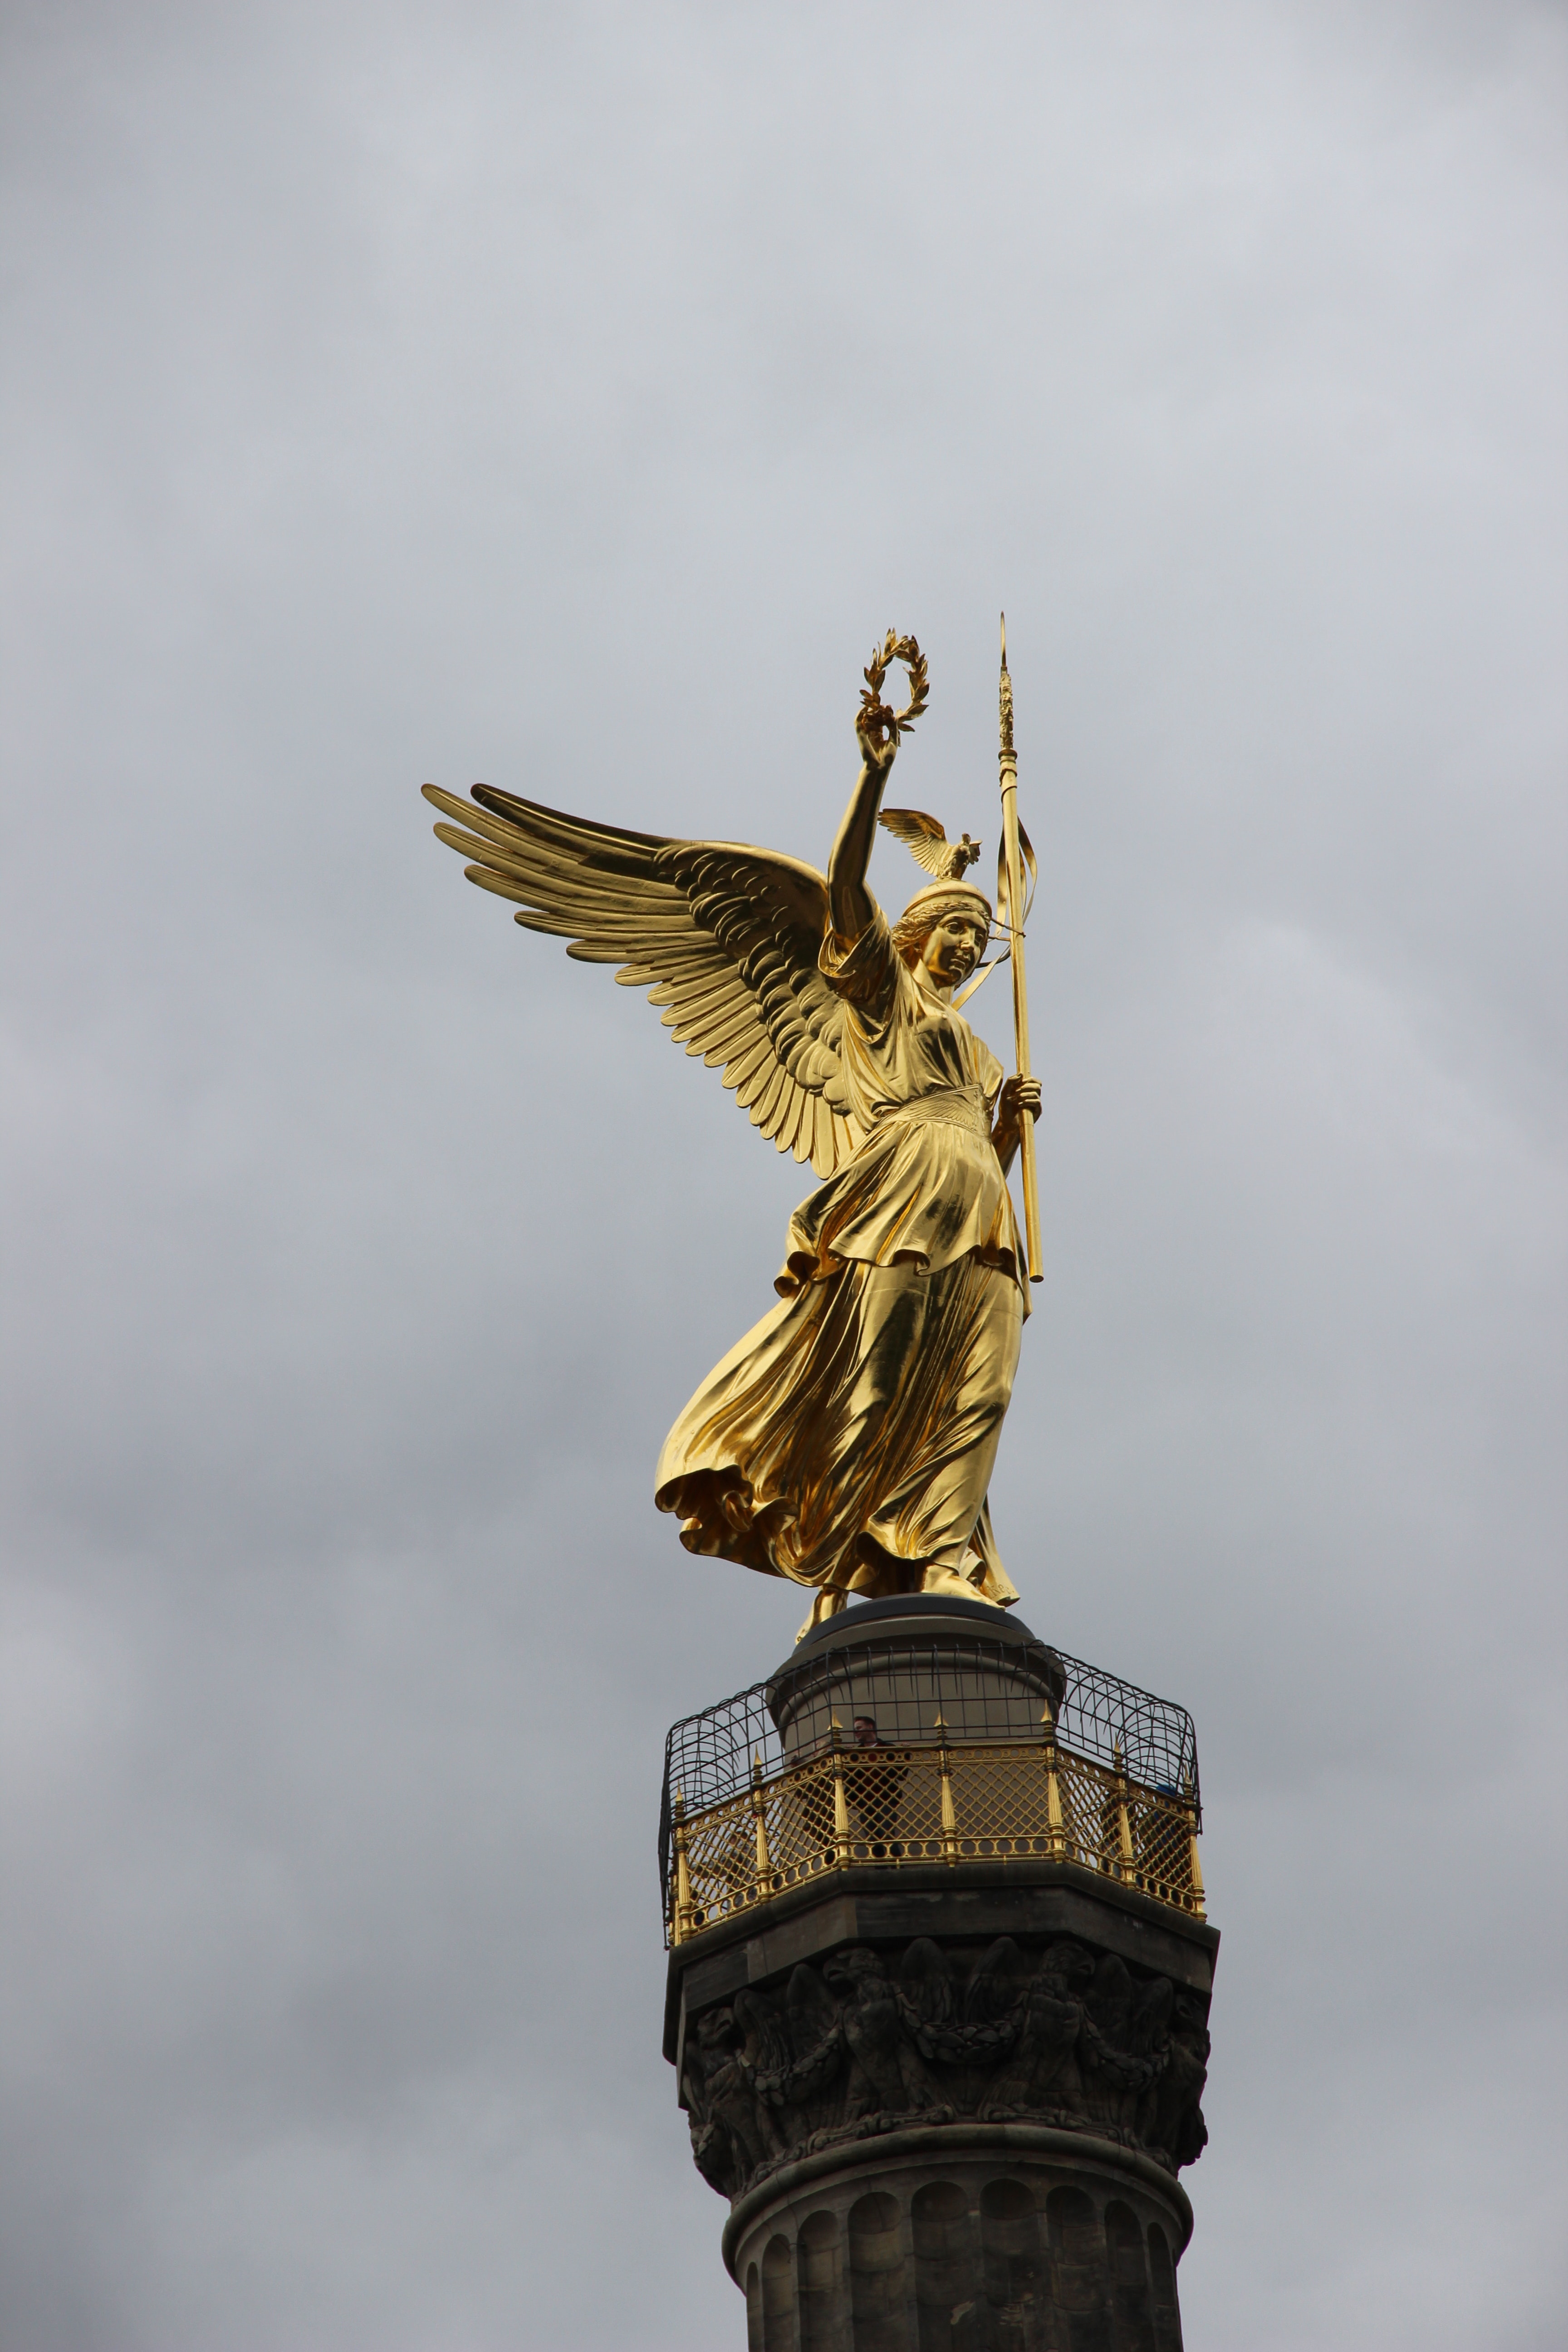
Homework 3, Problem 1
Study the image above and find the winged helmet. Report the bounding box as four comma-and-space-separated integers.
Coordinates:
876, 806, 983, 882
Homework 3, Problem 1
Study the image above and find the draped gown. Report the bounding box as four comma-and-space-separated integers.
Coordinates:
655, 900, 1028, 1624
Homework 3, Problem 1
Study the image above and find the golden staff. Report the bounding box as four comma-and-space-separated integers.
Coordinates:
998, 614, 1043, 1282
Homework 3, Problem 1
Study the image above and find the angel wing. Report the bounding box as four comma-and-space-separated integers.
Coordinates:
878, 806, 982, 882
786, 1962, 841, 2061
423, 782, 866, 1178
898, 1936, 956, 2028
733, 1985, 794, 2078
963, 1936, 1029, 2027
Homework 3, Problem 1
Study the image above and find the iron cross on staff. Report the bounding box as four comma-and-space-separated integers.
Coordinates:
998, 614, 1043, 1282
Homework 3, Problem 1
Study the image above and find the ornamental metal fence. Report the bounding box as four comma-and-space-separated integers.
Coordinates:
658, 1637, 1202, 1943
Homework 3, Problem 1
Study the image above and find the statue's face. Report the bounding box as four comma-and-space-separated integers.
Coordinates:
919, 911, 986, 991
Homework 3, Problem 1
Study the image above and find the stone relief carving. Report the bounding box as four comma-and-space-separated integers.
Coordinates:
682, 1936, 1209, 2201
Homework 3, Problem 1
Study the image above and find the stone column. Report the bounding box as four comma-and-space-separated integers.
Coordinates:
732, 2128, 1189, 2352
663, 1599, 1215, 2351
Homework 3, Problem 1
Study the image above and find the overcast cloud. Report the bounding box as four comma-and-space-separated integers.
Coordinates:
2, 4, 1565, 2347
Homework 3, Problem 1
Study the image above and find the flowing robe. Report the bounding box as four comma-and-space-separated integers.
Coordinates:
655, 902, 1027, 1622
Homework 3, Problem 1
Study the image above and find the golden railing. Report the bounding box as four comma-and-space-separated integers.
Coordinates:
666, 1725, 1204, 1946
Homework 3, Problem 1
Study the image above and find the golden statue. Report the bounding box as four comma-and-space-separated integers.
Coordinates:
423, 629, 1043, 1637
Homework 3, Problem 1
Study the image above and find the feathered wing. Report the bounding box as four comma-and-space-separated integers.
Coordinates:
964, 1936, 1029, 2026
786, 1963, 840, 2058
878, 806, 952, 878
422, 782, 865, 1177
733, 1986, 793, 2078
898, 1937, 956, 2028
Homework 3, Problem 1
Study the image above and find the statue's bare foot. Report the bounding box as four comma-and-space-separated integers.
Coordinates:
795, 1587, 849, 1645
919, 1562, 1000, 1605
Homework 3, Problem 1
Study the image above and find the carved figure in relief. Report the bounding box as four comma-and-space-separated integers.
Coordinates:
898, 1936, 959, 2035
1076, 1954, 1176, 2134
732, 1984, 794, 2082
785, 1960, 843, 2078
689, 2006, 787, 2180
681, 2023, 737, 2195
423, 634, 1042, 1639
824, 1947, 949, 2121
896, 1936, 1025, 2066
1147, 1990, 1210, 2168
979, 1935, 1093, 2117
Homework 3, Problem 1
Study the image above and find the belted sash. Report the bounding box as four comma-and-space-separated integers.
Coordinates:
877, 1083, 992, 1142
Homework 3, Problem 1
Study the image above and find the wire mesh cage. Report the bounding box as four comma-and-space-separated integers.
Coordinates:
658, 1633, 1199, 1910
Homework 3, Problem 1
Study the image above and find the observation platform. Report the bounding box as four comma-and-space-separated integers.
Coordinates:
660, 1597, 1205, 1949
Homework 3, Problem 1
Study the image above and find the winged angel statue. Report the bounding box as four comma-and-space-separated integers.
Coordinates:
423, 637, 1040, 1638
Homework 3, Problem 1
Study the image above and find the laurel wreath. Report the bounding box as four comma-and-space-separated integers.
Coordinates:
858, 630, 930, 749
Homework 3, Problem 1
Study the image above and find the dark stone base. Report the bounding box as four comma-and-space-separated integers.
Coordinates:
669, 1864, 1213, 2348
729, 2123, 1189, 2350
662, 1608, 1215, 2348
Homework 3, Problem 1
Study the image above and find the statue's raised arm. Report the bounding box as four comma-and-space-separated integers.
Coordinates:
827, 707, 900, 942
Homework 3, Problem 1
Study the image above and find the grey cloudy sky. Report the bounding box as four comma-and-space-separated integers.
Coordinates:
2, 3, 1564, 2347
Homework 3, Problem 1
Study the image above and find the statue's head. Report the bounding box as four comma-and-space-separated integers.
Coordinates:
891, 881, 992, 994
823, 1946, 887, 1992
1038, 1937, 1096, 1993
